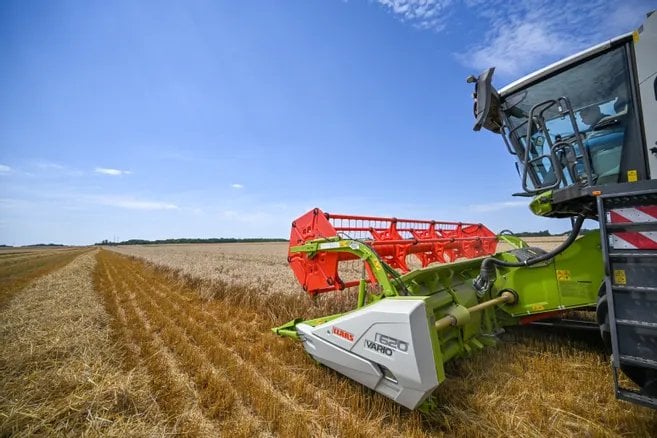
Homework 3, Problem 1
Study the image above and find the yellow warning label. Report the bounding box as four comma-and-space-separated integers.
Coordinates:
556, 270, 571, 281
633, 30, 640, 43
614, 269, 627, 285
627, 169, 638, 182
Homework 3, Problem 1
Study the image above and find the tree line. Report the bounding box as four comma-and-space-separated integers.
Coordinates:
95, 238, 288, 246
513, 228, 597, 237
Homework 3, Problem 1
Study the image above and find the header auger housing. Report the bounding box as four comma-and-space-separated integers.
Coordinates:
288, 208, 497, 295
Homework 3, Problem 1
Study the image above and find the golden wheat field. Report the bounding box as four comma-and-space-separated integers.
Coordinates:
1, 243, 656, 437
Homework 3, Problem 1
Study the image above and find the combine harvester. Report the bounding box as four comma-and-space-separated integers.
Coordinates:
274, 11, 657, 410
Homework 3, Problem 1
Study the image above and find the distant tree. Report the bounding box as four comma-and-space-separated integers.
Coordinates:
513, 230, 552, 237
511, 227, 598, 237
93, 237, 288, 245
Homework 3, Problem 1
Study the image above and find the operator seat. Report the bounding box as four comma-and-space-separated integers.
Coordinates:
586, 101, 628, 185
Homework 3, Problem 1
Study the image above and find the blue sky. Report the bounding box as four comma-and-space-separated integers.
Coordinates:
0, 0, 653, 245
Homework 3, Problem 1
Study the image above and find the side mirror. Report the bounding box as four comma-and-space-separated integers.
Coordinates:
469, 68, 502, 133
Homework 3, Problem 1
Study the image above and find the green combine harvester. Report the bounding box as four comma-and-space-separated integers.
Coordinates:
274, 11, 657, 410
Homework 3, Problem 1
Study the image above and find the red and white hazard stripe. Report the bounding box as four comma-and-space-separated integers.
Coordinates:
608, 205, 657, 250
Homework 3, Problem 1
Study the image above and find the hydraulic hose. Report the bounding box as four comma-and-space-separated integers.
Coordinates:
473, 215, 586, 295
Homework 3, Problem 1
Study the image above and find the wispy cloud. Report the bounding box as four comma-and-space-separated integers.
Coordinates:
373, 0, 652, 77
95, 167, 132, 176
468, 200, 528, 213
0, 164, 11, 174
376, 0, 453, 31
95, 196, 178, 210
230, 183, 244, 189
455, 0, 649, 77
458, 20, 578, 77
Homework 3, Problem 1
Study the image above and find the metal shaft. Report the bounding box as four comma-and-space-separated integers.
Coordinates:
434, 291, 516, 331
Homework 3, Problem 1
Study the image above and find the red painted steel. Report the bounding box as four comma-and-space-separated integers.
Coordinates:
609, 205, 657, 250
289, 208, 497, 296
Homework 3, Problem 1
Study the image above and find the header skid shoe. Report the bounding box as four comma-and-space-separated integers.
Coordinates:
288, 208, 497, 295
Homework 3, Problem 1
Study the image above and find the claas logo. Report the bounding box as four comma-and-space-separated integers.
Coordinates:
332, 326, 354, 342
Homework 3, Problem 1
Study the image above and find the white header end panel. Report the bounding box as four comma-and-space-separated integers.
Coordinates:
298, 299, 440, 409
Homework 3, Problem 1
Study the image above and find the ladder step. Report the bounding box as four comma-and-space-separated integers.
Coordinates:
606, 221, 657, 232
609, 250, 657, 259
598, 187, 657, 411
618, 355, 657, 370
617, 388, 657, 409
612, 285, 657, 293
616, 319, 657, 329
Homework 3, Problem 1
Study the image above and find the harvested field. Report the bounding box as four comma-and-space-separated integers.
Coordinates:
0, 247, 90, 309
93, 249, 409, 437
0, 250, 170, 436
105, 245, 655, 436
2, 244, 655, 436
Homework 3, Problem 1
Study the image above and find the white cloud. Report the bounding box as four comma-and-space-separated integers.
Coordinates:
456, 0, 609, 77
0, 164, 11, 174
373, 0, 652, 78
459, 22, 578, 77
376, 0, 453, 31
95, 167, 132, 176
96, 196, 178, 210
230, 183, 244, 189
467, 200, 528, 213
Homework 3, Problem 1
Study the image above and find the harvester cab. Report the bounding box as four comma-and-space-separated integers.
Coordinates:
471, 11, 657, 218
471, 10, 657, 408
273, 12, 657, 411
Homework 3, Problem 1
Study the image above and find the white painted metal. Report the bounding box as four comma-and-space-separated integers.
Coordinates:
297, 299, 439, 409
635, 11, 657, 179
